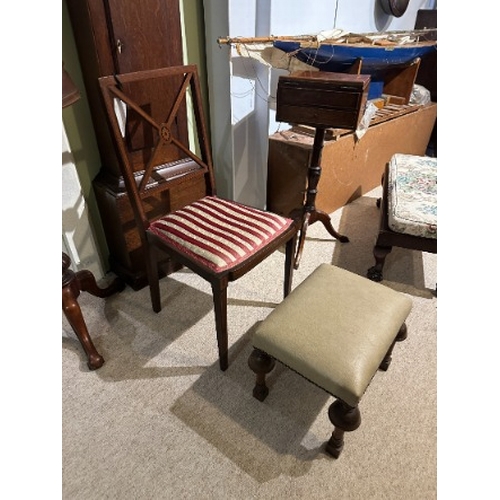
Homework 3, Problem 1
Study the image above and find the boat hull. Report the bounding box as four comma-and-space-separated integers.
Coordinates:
273, 40, 436, 99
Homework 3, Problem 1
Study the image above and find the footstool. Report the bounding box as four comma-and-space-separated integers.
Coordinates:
248, 263, 412, 458
367, 153, 437, 282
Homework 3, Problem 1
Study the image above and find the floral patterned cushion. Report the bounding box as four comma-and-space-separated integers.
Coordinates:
388, 154, 437, 239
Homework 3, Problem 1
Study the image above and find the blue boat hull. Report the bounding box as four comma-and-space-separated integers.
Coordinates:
274, 40, 436, 99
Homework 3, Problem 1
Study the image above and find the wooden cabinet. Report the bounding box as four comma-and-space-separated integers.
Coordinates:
67, 0, 199, 289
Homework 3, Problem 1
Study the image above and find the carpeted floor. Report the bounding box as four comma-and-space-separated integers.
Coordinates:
62, 188, 437, 499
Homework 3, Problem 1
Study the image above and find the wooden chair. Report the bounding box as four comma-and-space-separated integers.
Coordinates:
99, 65, 298, 371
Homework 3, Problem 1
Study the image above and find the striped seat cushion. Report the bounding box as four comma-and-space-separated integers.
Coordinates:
149, 196, 294, 273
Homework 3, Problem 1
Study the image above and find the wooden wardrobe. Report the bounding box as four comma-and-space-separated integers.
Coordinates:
66, 0, 203, 289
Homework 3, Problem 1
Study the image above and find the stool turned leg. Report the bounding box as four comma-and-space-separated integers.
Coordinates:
379, 323, 408, 371
248, 349, 276, 401
326, 399, 361, 458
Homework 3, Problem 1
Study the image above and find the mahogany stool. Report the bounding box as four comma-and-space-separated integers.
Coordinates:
248, 263, 412, 458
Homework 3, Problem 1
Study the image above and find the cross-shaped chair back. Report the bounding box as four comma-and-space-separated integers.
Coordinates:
99, 65, 216, 245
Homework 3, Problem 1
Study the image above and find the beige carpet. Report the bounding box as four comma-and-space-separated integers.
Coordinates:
62, 187, 437, 499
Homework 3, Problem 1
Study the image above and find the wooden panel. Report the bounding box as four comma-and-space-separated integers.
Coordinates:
382, 58, 420, 104
67, 0, 187, 178
66, 0, 119, 174
107, 0, 183, 73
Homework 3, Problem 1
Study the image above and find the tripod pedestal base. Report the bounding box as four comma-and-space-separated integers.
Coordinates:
288, 125, 350, 270
291, 208, 349, 269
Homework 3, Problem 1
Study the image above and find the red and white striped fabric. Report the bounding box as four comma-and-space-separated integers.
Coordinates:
149, 196, 294, 273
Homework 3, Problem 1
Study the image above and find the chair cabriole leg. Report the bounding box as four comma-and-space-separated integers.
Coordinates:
367, 244, 392, 282
62, 282, 104, 370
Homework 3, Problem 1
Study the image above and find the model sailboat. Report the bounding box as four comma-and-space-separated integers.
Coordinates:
218, 28, 437, 99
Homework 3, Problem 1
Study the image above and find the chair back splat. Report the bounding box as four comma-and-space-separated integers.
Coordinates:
99, 65, 298, 370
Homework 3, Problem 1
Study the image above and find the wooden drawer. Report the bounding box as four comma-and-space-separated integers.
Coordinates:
276, 71, 370, 130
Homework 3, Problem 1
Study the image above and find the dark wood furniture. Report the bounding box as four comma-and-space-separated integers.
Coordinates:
99, 65, 299, 371
275, 71, 370, 269
66, 0, 195, 290
367, 162, 437, 283
62, 253, 124, 369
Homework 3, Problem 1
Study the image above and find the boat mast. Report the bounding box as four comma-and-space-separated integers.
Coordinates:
217, 35, 318, 45
217, 28, 436, 46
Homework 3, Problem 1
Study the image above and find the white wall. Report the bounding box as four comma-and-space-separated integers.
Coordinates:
204, 0, 436, 209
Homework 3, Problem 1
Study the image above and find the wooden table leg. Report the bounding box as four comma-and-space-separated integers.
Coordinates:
62, 252, 125, 370
292, 127, 349, 269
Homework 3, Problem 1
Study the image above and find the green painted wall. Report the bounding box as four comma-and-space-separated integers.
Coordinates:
62, 0, 108, 265
62, 0, 209, 275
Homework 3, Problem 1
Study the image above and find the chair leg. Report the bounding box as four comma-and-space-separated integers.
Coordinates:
212, 280, 229, 371
248, 348, 276, 401
326, 399, 361, 459
284, 235, 296, 298
379, 323, 408, 371
367, 244, 392, 282
145, 241, 162, 313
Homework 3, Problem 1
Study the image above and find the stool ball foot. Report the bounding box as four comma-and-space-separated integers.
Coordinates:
326, 399, 361, 458
248, 348, 276, 401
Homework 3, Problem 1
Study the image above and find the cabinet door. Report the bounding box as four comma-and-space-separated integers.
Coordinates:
107, 0, 188, 166
106, 0, 184, 73
67, 0, 188, 172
